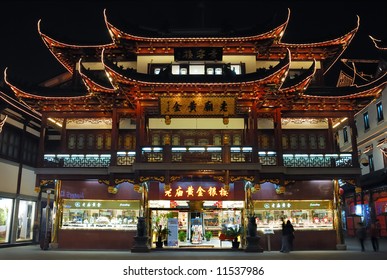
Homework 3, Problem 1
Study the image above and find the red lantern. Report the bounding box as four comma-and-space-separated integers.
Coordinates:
339, 188, 344, 196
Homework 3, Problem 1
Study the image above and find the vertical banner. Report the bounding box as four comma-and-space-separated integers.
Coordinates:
167, 218, 178, 246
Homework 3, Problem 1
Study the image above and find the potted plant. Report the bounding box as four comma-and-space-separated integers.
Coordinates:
155, 225, 170, 248
226, 225, 243, 249
178, 230, 187, 242
204, 231, 212, 241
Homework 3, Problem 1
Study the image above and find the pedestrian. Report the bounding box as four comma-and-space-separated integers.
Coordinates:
370, 220, 381, 252
280, 218, 292, 253
356, 222, 367, 252
286, 220, 295, 251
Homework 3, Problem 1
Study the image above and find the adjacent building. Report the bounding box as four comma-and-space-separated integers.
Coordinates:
337, 37, 387, 237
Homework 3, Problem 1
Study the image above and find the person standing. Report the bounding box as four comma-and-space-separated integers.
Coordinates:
370, 220, 381, 252
280, 218, 292, 253
356, 222, 367, 252
286, 220, 295, 251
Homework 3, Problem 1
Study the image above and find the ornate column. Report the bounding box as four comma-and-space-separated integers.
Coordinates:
131, 181, 150, 252
50, 180, 62, 248
244, 180, 263, 253
333, 179, 347, 250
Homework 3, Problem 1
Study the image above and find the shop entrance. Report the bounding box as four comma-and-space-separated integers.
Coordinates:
189, 212, 203, 243
149, 201, 243, 248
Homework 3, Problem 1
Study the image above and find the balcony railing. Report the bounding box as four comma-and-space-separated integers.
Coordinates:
43, 148, 353, 168
117, 151, 136, 166
230, 147, 252, 163
283, 153, 353, 167
171, 146, 222, 163
43, 154, 111, 168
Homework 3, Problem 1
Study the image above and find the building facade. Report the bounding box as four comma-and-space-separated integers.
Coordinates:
1, 10, 386, 250
337, 38, 387, 238
0, 88, 41, 247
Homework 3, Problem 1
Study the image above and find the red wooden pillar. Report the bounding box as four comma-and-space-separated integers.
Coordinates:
274, 108, 283, 166
135, 100, 145, 162
38, 114, 48, 167
348, 114, 359, 168
251, 100, 258, 163
110, 108, 118, 166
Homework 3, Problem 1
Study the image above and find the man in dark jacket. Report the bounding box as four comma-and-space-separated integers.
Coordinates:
356, 222, 367, 252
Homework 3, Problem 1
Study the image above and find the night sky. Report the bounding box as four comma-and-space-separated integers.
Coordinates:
0, 1, 386, 86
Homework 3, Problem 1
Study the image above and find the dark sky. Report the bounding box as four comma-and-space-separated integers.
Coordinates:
0, 1, 386, 86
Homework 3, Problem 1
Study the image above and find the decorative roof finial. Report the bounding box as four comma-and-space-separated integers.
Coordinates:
0, 115, 7, 133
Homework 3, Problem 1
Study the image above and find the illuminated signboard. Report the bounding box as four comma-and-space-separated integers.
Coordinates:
174, 47, 223, 61
160, 96, 235, 116
254, 200, 332, 210
164, 185, 230, 200
63, 199, 140, 209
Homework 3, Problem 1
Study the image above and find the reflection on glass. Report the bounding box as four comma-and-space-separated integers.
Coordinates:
254, 200, 333, 231
16, 200, 36, 242
61, 199, 140, 230
0, 198, 13, 244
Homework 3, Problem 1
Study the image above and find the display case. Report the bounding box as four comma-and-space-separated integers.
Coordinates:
203, 209, 242, 236
61, 199, 140, 230
253, 200, 333, 230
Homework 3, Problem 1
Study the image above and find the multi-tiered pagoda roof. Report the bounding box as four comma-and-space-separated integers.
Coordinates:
3, 9, 387, 117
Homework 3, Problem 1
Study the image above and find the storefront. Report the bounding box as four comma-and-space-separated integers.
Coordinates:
57, 180, 141, 249
374, 194, 387, 237
0, 196, 37, 245
0, 197, 13, 244
148, 181, 245, 248
251, 180, 337, 250
16, 199, 36, 242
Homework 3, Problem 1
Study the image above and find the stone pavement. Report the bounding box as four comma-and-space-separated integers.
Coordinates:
0, 237, 386, 260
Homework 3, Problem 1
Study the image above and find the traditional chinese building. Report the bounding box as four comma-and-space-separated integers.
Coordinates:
2, 9, 387, 250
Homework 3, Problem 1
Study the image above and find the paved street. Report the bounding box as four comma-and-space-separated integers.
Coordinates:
0, 237, 386, 260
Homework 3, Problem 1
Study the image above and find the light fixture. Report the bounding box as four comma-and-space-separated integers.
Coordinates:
165, 115, 171, 125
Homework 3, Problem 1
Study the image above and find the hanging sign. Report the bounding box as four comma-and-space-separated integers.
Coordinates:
160, 96, 235, 116
254, 200, 332, 210
63, 199, 140, 209
163, 182, 232, 200
174, 47, 223, 61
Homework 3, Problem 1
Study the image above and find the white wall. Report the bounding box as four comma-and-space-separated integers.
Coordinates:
0, 160, 19, 193
338, 86, 387, 175
20, 167, 38, 197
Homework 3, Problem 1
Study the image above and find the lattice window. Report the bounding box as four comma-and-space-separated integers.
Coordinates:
318, 135, 326, 149
172, 134, 180, 145
213, 135, 222, 146
96, 134, 104, 150
233, 134, 241, 145
309, 134, 317, 149
68, 134, 76, 150
282, 135, 289, 149
299, 134, 307, 150
87, 134, 94, 150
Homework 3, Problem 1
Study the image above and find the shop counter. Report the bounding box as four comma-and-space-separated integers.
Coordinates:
58, 228, 136, 249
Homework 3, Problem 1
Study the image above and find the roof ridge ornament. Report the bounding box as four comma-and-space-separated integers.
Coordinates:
369, 35, 387, 50
0, 115, 7, 133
